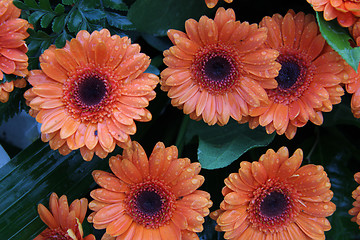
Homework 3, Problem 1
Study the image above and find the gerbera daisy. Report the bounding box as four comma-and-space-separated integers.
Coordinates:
35, 192, 95, 240
0, 0, 30, 81
204, 0, 233, 8
210, 146, 336, 239
307, 0, 360, 27
349, 172, 360, 227
24, 29, 159, 161
343, 22, 360, 118
0, 78, 26, 103
246, 10, 347, 139
88, 141, 212, 239
160, 7, 281, 126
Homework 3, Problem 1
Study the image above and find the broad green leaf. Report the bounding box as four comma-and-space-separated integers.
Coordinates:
24, 0, 39, 8
83, 9, 106, 23
12, 0, 29, 10
103, 0, 128, 10
54, 4, 65, 14
105, 12, 134, 30
52, 14, 66, 33
185, 119, 275, 169
28, 11, 46, 25
39, 0, 52, 11
127, 0, 212, 36
40, 12, 56, 28
316, 12, 360, 72
0, 139, 112, 239
67, 9, 83, 32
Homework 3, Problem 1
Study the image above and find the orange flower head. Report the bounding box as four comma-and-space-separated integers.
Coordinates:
343, 22, 360, 118
246, 10, 347, 139
348, 172, 360, 227
24, 29, 159, 161
204, 0, 233, 8
160, 7, 281, 126
35, 192, 95, 240
210, 146, 336, 239
88, 141, 212, 240
0, 78, 26, 103
0, 0, 30, 80
307, 0, 360, 27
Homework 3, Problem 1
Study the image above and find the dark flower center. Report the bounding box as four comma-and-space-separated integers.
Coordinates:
136, 190, 162, 215
267, 50, 314, 104
275, 61, 300, 90
260, 191, 288, 218
204, 56, 232, 82
192, 43, 239, 95
63, 67, 116, 123
78, 75, 107, 106
247, 178, 299, 233
126, 180, 176, 228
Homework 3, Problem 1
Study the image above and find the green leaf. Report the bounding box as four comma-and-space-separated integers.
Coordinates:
28, 11, 46, 25
316, 12, 360, 72
40, 12, 56, 28
54, 4, 65, 14
185, 119, 275, 169
83, 9, 106, 22
62, 0, 75, 5
128, 0, 212, 36
12, 0, 30, 10
67, 9, 83, 32
24, 0, 39, 8
0, 139, 112, 239
54, 31, 68, 48
52, 14, 66, 33
103, 0, 128, 10
106, 12, 134, 30
39, 0, 52, 11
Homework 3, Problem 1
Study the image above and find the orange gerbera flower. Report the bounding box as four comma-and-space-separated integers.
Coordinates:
210, 146, 336, 239
349, 172, 360, 227
24, 29, 159, 161
0, 0, 30, 80
160, 7, 281, 126
0, 78, 26, 103
35, 192, 95, 240
88, 141, 212, 240
246, 10, 346, 139
204, 0, 233, 8
307, 0, 360, 27
343, 22, 360, 118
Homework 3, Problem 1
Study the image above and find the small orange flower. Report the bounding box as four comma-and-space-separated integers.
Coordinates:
0, 0, 30, 80
246, 10, 347, 139
35, 192, 95, 240
210, 146, 336, 239
204, 0, 233, 8
24, 29, 159, 161
349, 172, 360, 227
0, 78, 26, 103
307, 0, 360, 27
88, 141, 212, 240
160, 7, 281, 126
